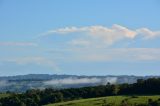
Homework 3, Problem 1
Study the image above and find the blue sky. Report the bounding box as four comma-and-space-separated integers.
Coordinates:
0, 0, 160, 76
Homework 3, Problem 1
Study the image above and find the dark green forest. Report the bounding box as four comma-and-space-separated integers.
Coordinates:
1, 78, 160, 106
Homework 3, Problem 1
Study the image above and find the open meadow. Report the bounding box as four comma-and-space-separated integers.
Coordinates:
45, 96, 160, 106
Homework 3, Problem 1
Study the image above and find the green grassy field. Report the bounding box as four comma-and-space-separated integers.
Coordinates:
0, 93, 10, 99
45, 95, 160, 106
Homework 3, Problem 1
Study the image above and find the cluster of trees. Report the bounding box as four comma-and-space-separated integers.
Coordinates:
0, 78, 160, 106
0, 89, 63, 106
119, 78, 160, 95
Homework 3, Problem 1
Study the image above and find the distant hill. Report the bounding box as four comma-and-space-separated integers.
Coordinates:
0, 74, 159, 92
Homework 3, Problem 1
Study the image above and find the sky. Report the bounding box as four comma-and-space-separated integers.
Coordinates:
0, 0, 160, 76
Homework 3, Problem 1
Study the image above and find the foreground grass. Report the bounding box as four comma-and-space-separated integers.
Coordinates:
0, 93, 10, 99
45, 95, 160, 106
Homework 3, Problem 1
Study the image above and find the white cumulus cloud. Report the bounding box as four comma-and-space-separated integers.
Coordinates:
41, 24, 160, 46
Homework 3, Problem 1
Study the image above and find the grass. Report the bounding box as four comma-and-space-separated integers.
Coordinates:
45, 95, 160, 106
0, 93, 10, 99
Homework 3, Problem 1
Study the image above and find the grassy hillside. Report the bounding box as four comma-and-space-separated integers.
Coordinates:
45, 95, 160, 106
0, 93, 10, 99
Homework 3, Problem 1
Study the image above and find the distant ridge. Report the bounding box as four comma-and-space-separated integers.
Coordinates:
0, 74, 160, 92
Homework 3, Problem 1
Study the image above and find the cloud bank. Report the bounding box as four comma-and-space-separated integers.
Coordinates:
43, 77, 117, 85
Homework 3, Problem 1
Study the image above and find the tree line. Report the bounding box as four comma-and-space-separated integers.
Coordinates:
0, 78, 160, 106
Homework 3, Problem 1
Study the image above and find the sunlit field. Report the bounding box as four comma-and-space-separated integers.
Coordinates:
46, 95, 160, 106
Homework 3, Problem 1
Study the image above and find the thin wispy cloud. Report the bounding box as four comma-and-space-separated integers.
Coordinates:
56, 48, 160, 62
93, 48, 159, 61
0, 42, 38, 47
1, 57, 59, 71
